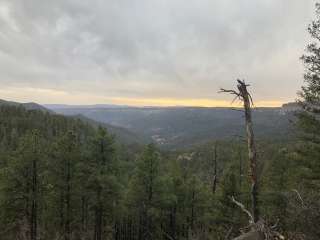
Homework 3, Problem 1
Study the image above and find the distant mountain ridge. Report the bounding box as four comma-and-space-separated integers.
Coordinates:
47, 103, 296, 149
1, 99, 297, 149
0, 99, 52, 112
44, 104, 129, 109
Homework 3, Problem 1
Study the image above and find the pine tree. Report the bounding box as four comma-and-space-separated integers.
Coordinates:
0, 130, 44, 240
128, 144, 163, 240
48, 130, 81, 240
290, 3, 320, 238
87, 126, 117, 240
298, 1, 320, 202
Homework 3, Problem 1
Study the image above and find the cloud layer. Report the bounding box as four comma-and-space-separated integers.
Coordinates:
0, 0, 316, 105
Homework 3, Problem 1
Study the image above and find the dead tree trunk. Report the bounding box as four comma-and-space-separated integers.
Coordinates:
238, 81, 259, 223
65, 156, 71, 240
31, 155, 37, 240
30, 132, 38, 240
94, 186, 103, 240
212, 142, 218, 194
220, 79, 259, 223
238, 143, 243, 191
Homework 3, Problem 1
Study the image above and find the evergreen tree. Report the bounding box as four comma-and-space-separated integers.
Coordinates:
129, 144, 163, 240
87, 126, 117, 240
46, 130, 81, 240
0, 130, 44, 240
300, 2, 320, 185
291, 3, 320, 238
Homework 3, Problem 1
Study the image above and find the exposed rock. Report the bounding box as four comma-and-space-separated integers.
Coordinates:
233, 230, 264, 240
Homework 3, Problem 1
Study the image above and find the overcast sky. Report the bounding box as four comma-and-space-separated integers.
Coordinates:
0, 0, 317, 106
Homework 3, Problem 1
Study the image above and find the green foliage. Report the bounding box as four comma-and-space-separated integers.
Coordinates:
0, 130, 45, 239
0, 95, 318, 240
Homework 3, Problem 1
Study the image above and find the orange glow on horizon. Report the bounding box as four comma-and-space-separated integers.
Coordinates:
0, 87, 286, 108
108, 97, 285, 108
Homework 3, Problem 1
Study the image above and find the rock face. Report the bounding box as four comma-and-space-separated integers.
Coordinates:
233, 231, 264, 240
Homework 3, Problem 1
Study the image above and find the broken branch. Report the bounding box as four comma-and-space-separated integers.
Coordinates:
230, 196, 254, 224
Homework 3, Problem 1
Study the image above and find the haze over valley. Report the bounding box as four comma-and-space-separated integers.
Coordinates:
46, 103, 296, 149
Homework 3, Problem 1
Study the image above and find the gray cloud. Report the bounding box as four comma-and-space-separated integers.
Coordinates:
0, 0, 317, 104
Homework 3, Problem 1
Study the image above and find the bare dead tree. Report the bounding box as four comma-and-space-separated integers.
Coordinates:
220, 80, 286, 240
220, 79, 259, 223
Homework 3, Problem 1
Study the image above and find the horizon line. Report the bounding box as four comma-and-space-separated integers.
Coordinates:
0, 87, 294, 108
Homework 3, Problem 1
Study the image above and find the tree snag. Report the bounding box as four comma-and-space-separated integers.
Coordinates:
31, 131, 39, 240
220, 79, 259, 223
212, 142, 218, 194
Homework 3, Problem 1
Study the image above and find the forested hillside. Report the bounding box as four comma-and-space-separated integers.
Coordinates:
0, 99, 146, 146
0, 97, 319, 240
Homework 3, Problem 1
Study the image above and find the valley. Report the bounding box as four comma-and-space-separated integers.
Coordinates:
46, 104, 296, 149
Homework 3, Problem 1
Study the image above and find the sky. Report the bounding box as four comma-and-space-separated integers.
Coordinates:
0, 0, 317, 107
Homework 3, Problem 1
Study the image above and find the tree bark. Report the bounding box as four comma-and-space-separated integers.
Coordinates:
94, 191, 103, 240
237, 81, 259, 223
30, 157, 37, 240
65, 156, 71, 240
238, 144, 243, 190
212, 143, 218, 194
30, 133, 38, 240
220, 80, 259, 223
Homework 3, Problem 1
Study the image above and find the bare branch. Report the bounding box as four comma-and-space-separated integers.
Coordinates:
231, 95, 241, 104
248, 92, 255, 107
270, 219, 279, 229
219, 88, 241, 97
159, 229, 175, 240
230, 196, 254, 224
292, 189, 306, 208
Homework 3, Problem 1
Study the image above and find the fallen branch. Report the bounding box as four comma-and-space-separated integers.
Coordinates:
292, 189, 306, 208
230, 196, 254, 224
271, 219, 279, 230
230, 196, 285, 240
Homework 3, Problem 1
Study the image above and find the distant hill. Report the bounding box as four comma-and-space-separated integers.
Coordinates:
0, 99, 52, 113
45, 104, 129, 109
0, 99, 146, 146
47, 105, 296, 149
